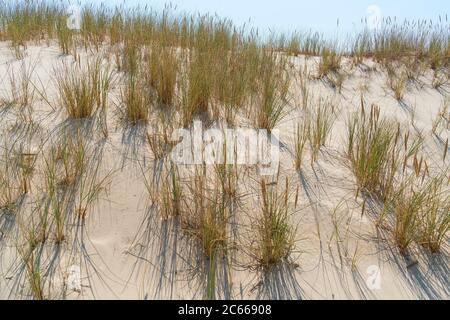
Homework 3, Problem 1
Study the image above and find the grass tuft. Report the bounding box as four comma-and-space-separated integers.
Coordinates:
254, 178, 295, 268
55, 57, 113, 119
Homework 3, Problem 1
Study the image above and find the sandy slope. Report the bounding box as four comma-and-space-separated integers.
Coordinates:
0, 42, 448, 300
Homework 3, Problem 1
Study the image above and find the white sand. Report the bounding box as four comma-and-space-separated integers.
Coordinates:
0, 42, 448, 300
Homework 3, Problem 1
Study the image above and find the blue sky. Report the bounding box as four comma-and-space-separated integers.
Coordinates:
76, 0, 449, 36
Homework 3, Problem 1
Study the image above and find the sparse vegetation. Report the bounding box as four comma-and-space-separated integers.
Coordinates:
1, 61, 37, 110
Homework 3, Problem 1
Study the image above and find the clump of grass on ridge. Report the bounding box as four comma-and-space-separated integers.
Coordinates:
55, 57, 113, 119
318, 47, 342, 78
